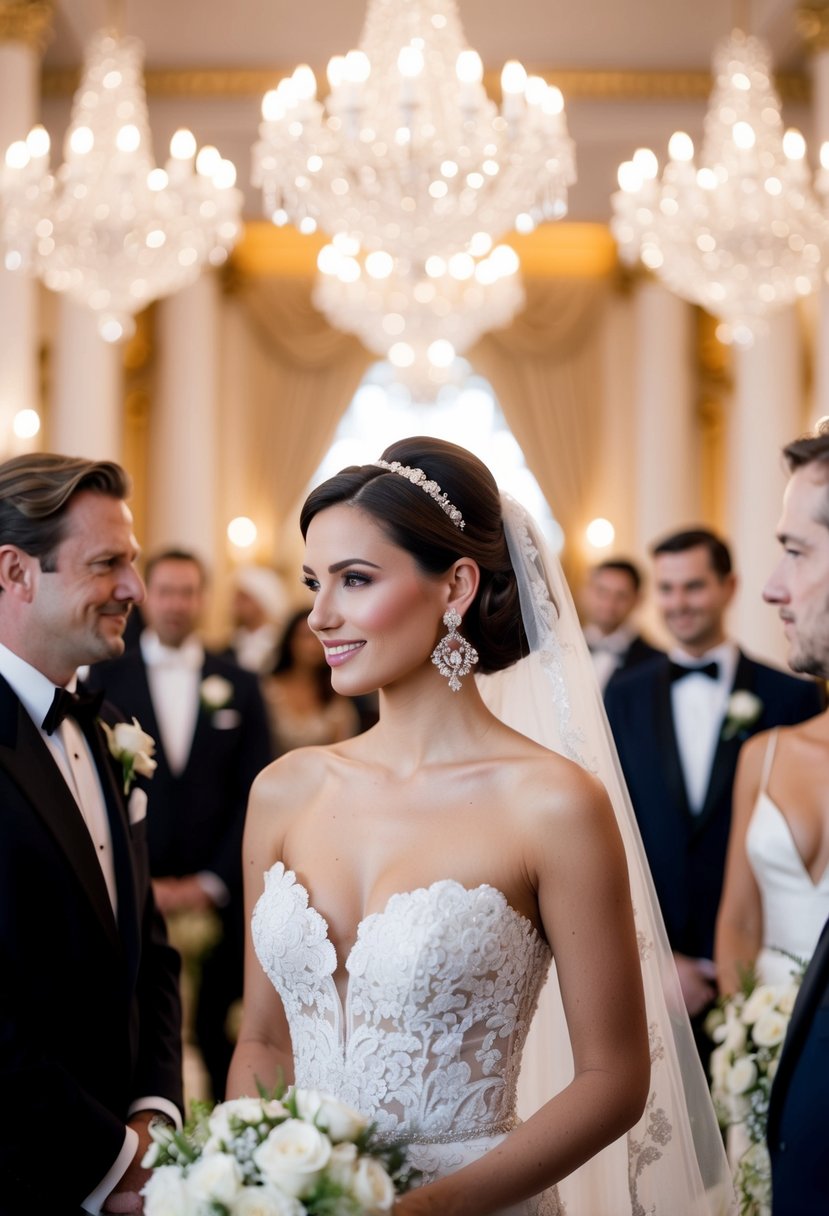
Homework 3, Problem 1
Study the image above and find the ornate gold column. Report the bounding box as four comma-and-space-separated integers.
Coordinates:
0, 1, 51, 457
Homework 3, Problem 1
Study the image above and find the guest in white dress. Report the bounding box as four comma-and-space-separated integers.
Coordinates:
715, 718, 829, 995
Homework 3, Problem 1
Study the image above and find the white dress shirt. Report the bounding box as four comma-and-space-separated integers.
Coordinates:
584, 622, 636, 693
140, 631, 204, 775
669, 640, 739, 815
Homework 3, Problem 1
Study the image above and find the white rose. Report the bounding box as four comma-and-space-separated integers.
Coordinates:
235, 1186, 303, 1216
727, 691, 762, 722
723, 1017, 748, 1054
726, 1056, 758, 1095
327, 1141, 359, 1187
767, 1055, 780, 1081
294, 1088, 368, 1142
778, 984, 798, 1015
710, 1044, 730, 1093
253, 1119, 332, 1198
113, 717, 155, 757
201, 675, 234, 708
186, 1153, 242, 1204
741, 985, 778, 1025
752, 1009, 788, 1048
142, 1166, 192, 1216
206, 1097, 267, 1148
352, 1156, 396, 1214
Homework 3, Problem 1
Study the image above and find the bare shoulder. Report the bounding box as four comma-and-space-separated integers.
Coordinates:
736, 727, 777, 779
244, 744, 343, 846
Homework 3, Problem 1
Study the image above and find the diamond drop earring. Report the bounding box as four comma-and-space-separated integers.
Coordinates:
431, 607, 479, 692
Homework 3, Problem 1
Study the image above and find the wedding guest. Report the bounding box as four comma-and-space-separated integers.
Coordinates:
263, 608, 360, 755
0, 454, 182, 1214
581, 557, 662, 693
760, 426, 829, 1214
87, 549, 272, 1101
224, 564, 287, 676
605, 528, 821, 1063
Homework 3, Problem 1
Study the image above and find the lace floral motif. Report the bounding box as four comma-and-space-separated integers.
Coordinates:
252, 864, 551, 1147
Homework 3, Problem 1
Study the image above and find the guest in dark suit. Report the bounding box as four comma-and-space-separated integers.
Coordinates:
761, 425, 829, 1214
88, 550, 272, 1102
605, 528, 821, 1059
581, 558, 662, 694
0, 454, 182, 1215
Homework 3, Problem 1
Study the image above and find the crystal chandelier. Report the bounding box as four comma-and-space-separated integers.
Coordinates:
611, 28, 829, 345
313, 235, 524, 377
252, 0, 575, 264
0, 29, 243, 342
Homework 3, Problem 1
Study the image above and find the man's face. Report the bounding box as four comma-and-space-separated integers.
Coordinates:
653, 545, 735, 653
582, 567, 638, 634
764, 464, 829, 678
26, 491, 143, 682
143, 559, 204, 647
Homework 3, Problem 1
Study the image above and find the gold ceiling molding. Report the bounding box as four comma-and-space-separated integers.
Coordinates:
797, 3, 829, 52
41, 64, 811, 104
230, 220, 617, 279
0, 1, 52, 48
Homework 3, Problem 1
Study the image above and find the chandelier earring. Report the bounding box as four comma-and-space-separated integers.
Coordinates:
431, 608, 479, 693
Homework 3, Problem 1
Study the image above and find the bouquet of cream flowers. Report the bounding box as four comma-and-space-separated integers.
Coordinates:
142, 1086, 416, 1216
706, 963, 803, 1216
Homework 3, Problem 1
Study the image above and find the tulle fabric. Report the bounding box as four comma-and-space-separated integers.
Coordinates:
477, 495, 735, 1215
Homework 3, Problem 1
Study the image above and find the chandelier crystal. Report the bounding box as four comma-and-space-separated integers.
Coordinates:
0, 29, 243, 342
313, 235, 523, 378
252, 0, 575, 263
611, 28, 829, 344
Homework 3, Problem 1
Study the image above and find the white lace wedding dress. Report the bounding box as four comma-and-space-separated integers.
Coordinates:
747, 730, 829, 985
252, 861, 563, 1216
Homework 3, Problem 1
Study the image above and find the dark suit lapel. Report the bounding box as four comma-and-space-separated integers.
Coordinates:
654, 661, 693, 821
0, 687, 119, 949
180, 654, 223, 777
694, 652, 755, 834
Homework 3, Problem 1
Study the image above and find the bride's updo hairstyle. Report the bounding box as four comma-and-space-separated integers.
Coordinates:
300, 436, 528, 674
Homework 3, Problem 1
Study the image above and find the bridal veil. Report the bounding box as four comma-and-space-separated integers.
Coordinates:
478, 495, 735, 1215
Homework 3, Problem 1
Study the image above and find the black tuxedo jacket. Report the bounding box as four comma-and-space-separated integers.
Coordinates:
0, 674, 183, 1214
87, 649, 272, 894
767, 916, 829, 1214
604, 634, 663, 693
605, 652, 823, 960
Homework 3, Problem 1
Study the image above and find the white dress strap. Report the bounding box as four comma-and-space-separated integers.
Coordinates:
758, 728, 780, 795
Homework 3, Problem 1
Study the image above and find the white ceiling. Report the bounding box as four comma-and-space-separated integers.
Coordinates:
38, 0, 817, 223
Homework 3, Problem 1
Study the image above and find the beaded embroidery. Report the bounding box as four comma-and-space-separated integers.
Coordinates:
373, 459, 465, 529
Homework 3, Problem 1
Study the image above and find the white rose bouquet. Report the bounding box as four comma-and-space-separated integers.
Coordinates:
706, 960, 804, 1216
142, 1086, 417, 1216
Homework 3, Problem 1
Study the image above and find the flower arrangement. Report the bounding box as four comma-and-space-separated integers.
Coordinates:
706, 961, 803, 1216
101, 717, 157, 794
721, 691, 763, 741
142, 1086, 416, 1215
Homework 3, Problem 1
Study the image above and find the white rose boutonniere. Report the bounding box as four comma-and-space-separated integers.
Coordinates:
200, 674, 234, 712
722, 690, 763, 741
101, 717, 157, 794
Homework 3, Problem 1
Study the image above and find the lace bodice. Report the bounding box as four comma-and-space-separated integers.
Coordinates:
252, 862, 552, 1142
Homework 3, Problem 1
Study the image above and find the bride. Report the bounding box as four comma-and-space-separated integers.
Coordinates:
227, 437, 733, 1214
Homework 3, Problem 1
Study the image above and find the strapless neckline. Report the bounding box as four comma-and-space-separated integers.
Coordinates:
755, 790, 829, 889
261, 861, 544, 1004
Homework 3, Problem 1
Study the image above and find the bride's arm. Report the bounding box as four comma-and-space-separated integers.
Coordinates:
714, 735, 765, 996
226, 764, 295, 1099
395, 766, 650, 1216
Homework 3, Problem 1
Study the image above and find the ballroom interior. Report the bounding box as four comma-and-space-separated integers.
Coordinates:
2, 0, 828, 662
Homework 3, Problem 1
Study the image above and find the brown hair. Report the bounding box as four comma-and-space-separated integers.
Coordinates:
782, 422, 829, 528
0, 453, 130, 574
300, 436, 528, 673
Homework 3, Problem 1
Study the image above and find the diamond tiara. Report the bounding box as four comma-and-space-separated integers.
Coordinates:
372, 460, 465, 529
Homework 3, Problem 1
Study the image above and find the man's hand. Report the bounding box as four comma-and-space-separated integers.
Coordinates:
152, 874, 213, 914
674, 952, 718, 1017
101, 1111, 160, 1214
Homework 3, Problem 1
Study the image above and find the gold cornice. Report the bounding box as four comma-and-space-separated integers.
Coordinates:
231, 219, 618, 280
40, 64, 811, 104
0, 1, 52, 49
797, 3, 829, 53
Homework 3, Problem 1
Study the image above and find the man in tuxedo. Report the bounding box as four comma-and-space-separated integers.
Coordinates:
87, 549, 272, 1101
605, 528, 821, 1052
763, 427, 829, 1213
581, 558, 662, 693
0, 454, 183, 1214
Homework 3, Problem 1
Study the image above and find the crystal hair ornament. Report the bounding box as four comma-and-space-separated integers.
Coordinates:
373, 460, 465, 529
431, 607, 479, 692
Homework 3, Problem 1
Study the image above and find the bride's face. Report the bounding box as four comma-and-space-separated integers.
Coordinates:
302, 504, 446, 695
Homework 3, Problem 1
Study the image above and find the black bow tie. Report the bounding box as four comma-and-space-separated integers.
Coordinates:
42, 686, 104, 736
668, 660, 720, 684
